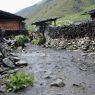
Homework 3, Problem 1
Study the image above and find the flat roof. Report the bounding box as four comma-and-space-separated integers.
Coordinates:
32, 17, 59, 25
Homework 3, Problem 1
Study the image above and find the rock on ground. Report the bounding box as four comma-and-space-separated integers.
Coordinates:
3, 58, 15, 68
50, 79, 65, 87
15, 60, 28, 66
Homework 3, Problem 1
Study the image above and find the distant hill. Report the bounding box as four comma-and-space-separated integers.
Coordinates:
16, 0, 95, 25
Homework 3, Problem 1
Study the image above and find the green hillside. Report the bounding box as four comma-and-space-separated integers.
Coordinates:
16, 0, 95, 26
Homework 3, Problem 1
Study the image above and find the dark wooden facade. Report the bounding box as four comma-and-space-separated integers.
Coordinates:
0, 10, 27, 36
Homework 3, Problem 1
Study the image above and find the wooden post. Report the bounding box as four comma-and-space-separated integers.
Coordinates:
54, 20, 56, 26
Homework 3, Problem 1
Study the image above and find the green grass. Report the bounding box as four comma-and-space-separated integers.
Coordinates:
82, 4, 95, 12
57, 4, 95, 26
57, 13, 90, 26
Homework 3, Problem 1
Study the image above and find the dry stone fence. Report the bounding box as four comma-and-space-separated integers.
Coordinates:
46, 20, 95, 39
45, 20, 95, 51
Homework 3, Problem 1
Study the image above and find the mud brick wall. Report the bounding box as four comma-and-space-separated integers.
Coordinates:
46, 20, 95, 39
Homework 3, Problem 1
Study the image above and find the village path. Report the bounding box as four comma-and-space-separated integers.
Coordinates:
6, 44, 95, 95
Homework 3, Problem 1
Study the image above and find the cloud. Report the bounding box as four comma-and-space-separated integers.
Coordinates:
0, 0, 42, 13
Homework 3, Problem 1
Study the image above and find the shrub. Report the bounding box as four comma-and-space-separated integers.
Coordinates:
32, 36, 45, 45
32, 39, 39, 45
15, 35, 30, 46
27, 25, 36, 32
5, 71, 34, 92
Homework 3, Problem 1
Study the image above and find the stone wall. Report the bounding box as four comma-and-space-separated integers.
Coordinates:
45, 20, 95, 51
46, 20, 95, 39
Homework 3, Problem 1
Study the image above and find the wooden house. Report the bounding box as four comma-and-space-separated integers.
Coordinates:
0, 10, 27, 36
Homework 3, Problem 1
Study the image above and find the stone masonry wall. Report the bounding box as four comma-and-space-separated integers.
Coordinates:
46, 20, 95, 39
45, 20, 95, 51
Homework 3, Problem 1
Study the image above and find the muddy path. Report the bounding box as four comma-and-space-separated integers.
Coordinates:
6, 44, 95, 95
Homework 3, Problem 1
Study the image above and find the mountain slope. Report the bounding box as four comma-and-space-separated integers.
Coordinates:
16, 0, 95, 25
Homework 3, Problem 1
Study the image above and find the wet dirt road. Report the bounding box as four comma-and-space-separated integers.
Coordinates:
7, 44, 95, 95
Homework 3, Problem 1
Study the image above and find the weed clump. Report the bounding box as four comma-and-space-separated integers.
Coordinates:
5, 71, 34, 92
15, 35, 30, 46
32, 36, 45, 45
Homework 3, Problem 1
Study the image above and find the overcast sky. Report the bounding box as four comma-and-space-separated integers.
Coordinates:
0, 0, 42, 13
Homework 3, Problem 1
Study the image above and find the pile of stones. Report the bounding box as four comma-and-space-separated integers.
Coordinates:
44, 20, 95, 51
0, 41, 28, 93
45, 37, 95, 51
